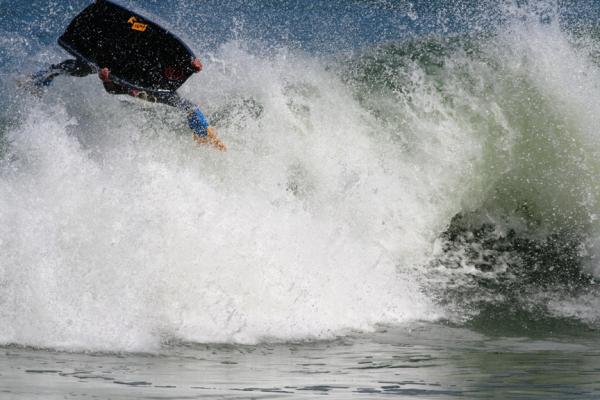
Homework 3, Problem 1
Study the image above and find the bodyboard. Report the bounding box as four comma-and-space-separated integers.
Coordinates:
58, 0, 197, 93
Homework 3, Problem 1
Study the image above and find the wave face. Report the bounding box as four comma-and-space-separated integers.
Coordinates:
2, 0, 600, 351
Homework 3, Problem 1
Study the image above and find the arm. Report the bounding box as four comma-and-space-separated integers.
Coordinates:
98, 67, 131, 95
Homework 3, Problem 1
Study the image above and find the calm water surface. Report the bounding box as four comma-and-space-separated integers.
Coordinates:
3, 323, 600, 399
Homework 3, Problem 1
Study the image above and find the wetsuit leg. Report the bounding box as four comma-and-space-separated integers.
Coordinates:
160, 94, 209, 137
144, 92, 210, 137
152, 92, 197, 113
31, 59, 94, 87
106, 87, 211, 137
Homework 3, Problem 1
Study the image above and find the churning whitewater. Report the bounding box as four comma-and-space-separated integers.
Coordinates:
2, 0, 600, 352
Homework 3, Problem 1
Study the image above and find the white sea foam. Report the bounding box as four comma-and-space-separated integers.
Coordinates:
3, 2, 600, 351
0, 41, 478, 351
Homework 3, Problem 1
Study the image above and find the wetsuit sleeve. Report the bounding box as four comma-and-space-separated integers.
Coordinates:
103, 87, 210, 137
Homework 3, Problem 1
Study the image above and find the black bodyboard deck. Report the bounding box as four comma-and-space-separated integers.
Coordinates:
58, 0, 197, 93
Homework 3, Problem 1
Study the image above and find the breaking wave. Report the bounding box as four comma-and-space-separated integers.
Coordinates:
2, 0, 600, 351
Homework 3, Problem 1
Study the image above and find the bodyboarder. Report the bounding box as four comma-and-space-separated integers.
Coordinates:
26, 58, 226, 151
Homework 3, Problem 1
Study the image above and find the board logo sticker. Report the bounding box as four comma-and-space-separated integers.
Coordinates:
163, 66, 184, 81
127, 16, 147, 32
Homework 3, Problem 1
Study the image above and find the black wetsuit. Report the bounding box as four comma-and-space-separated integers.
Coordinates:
32, 59, 210, 135
37, 59, 196, 110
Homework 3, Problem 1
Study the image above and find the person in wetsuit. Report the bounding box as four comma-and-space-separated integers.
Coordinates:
28, 58, 226, 151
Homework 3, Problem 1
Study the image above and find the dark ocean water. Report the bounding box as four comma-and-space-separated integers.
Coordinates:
3, 0, 600, 398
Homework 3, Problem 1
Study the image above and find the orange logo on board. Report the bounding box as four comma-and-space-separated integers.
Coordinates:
127, 16, 147, 32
